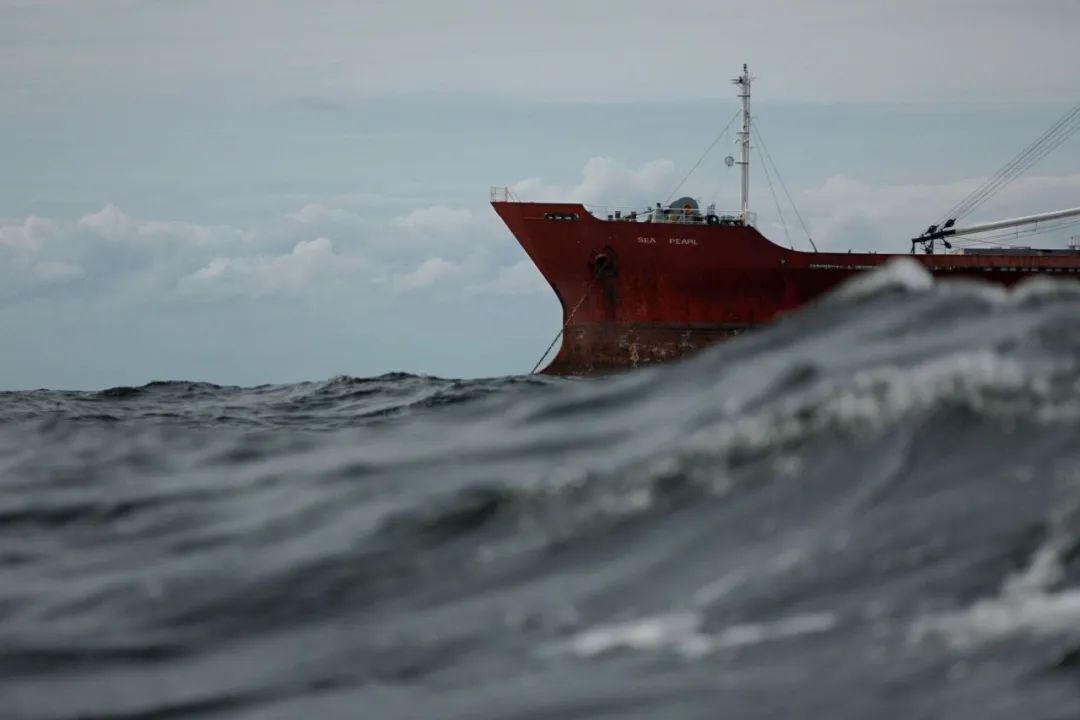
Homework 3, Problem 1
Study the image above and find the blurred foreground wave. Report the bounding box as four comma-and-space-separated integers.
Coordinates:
4, 260, 1080, 719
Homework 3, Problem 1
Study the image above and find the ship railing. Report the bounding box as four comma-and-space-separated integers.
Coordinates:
584, 204, 752, 225
490, 186, 522, 202
489, 187, 756, 226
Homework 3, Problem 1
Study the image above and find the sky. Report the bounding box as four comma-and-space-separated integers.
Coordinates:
2, 0, 1079, 389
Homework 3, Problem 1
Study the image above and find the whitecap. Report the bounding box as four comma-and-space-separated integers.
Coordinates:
828, 258, 934, 303
563, 610, 837, 660
909, 536, 1080, 650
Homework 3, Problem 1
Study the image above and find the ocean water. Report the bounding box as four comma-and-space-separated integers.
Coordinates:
4, 260, 1080, 719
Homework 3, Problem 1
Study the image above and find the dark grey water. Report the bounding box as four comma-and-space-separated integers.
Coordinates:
5, 260, 1080, 719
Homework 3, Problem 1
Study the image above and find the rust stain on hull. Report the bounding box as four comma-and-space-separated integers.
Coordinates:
546, 322, 747, 376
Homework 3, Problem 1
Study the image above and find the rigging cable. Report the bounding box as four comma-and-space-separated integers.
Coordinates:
751, 122, 819, 252
755, 137, 794, 250
938, 103, 1080, 223
664, 109, 742, 205
949, 103, 1080, 220
935, 99, 1080, 226
947, 110, 1080, 222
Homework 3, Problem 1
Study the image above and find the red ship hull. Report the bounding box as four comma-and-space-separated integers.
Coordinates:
493, 201, 1080, 376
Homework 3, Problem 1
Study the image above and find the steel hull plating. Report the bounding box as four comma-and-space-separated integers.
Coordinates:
553, 322, 748, 376
493, 201, 1080, 376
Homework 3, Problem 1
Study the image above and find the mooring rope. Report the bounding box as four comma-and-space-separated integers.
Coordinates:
529, 269, 602, 375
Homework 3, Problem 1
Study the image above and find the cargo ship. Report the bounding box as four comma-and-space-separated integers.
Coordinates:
492, 65, 1080, 376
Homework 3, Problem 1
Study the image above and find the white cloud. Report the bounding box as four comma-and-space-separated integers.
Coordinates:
79, 204, 132, 239
391, 256, 457, 291
79, 205, 251, 250
286, 203, 357, 224
800, 173, 1080, 252
465, 259, 548, 296
391, 206, 473, 232
5, 169, 1078, 308
375, 205, 507, 268
178, 237, 360, 299
0, 216, 84, 295
0, 215, 57, 253
576, 158, 675, 206
0, 201, 514, 304
134, 219, 252, 247
513, 157, 676, 210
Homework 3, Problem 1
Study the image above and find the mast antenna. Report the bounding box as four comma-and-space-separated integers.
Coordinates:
733, 64, 753, 223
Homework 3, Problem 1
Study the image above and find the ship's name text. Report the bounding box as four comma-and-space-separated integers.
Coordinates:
636, 236, 698, 246
807, 263, 877, 270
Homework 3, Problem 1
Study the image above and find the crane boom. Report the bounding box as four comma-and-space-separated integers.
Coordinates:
947, 205, 1080, 238
912, 205, 1080, 252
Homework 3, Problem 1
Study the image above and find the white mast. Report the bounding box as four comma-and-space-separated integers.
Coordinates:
733, 64, 752, 222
